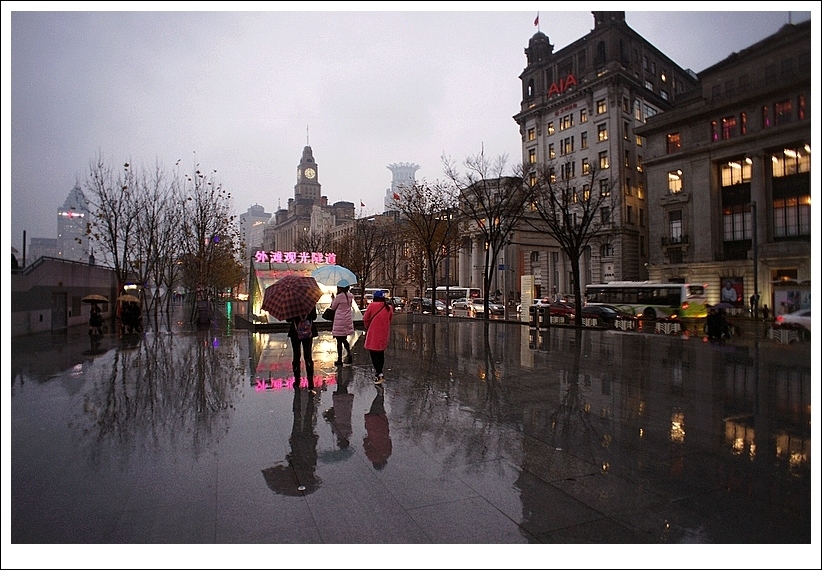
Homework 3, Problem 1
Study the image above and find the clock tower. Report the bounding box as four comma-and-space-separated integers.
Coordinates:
295, 145, 321, 203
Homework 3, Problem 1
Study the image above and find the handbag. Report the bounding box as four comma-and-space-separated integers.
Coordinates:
322, 307, 335, 321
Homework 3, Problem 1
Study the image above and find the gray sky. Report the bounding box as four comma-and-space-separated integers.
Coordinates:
3, 4, 816, 255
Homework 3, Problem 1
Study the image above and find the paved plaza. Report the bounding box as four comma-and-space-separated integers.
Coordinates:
6, 304, 818, 567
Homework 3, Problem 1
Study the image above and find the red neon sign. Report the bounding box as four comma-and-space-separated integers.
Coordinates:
547, 73, 578, 98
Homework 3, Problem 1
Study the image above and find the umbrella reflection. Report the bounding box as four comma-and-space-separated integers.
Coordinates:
262, 388, 321, 495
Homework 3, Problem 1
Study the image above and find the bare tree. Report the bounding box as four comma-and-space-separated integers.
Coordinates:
443, 151, 533, 318
390, 180, 462, 302
525, 162, 614, 325
335, 218, 391, 308
84, 154, 140, 296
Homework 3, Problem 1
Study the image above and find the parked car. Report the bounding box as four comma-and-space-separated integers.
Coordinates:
408, 297, 446, 315
580, 304, 637, 327
390, 297, 405, 312
775, 308, 811, 337
450, 297, 472, 311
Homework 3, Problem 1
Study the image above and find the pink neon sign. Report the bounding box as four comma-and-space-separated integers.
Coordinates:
253, 250, 337, 264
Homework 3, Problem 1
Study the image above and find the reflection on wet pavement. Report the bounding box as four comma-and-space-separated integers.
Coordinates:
9, 307, 815, 562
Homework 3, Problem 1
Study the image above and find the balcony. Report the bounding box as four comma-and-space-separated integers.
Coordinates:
661, 235, 689, 246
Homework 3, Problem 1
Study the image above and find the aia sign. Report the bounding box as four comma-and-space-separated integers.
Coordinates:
547, 73, 578, 98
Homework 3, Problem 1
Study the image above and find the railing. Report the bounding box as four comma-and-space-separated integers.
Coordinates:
661, 235, 689, 246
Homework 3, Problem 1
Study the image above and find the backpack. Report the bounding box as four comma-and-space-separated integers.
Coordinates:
296, 317, 312, 340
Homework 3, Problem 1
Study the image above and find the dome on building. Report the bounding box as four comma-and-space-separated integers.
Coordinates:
525, 31, 553, 66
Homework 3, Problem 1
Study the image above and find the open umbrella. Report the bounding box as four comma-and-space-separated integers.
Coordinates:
261, 464, 320, 496
261, 275, 322, 321
310, 264, 357, 287
82, 294, 109, 304
117, 294, 140, 303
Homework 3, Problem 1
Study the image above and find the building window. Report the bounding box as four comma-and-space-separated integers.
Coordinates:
624, 150, 631, 168
723, 204, 752, 241
582, 157, 590, 175
601, 243, 614, 257
560, 114, 574, 130
710, 121, 718, 142
637, 180, 644, 199
762, 106, 770, 128
668, 170, 683, 193
721, 159, 752, 186
661, 70, 667, 82
549, 167, 556, 184
625, 177, 632, 196
599, 151, 609, 170
740, 112, 747, 135
529, 173, 537, 187
660, 90, 668, 101
639, 208, 645, 227
529, 148, 536, 164
774, 196, 811, 238
772, 145, 811, 178
599, 179, 610, 197
623, 121, 630, 140
722, 116, 737, 139
561, 136, 574, 155
601, 207, 610, 223
627, 206, 633, 224
636, 135, 643, 147
774, 99, 793, 126
636, 155, 643, 172
597, 99, 607, 114
580, 108, 588, 123
597, 123, 608, 142
580, 131, 588, 149
622, 97, 629, 112
669, 210, 682, 242
547, 122, 555, 136
642, 55, 648, 70
634, 99, 642, 121
645, 80, 654, 91
548, 143, 555, 160
561, 161, 575, 180
798, 95, 806, 119
666, 133, 680, 153
527, 128, 536, 141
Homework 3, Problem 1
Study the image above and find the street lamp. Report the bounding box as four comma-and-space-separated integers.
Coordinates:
751, 201, 759, 319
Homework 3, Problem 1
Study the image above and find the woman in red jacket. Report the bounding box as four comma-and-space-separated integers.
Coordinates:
362, 290, 394, 385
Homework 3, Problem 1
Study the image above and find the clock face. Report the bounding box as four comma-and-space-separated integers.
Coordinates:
304, 168, 316, 179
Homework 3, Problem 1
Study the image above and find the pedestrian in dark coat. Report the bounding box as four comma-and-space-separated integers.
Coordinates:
286, 307, 318, 392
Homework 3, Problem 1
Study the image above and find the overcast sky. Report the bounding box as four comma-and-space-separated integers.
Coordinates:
3, 4, 816, 255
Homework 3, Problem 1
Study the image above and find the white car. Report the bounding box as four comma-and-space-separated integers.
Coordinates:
775, 308, 811, 333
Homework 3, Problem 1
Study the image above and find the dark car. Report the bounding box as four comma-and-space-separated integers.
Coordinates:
580, 304, 637, 326
408, 297, 445, 315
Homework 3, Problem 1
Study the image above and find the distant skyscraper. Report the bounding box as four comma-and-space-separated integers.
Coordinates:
385, 162, 420, 211
57, 185, 90, 262
239, 203, 272, 258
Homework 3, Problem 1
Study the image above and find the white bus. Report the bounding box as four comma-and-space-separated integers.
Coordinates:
426, 286, 482, 307
585, 281, 708, 319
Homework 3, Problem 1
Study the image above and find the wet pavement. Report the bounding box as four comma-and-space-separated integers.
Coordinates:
7, 303, 818, 565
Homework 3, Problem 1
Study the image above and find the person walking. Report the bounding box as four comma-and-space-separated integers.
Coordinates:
762, 304, 770, 322
363, 385, 392, 470
362, 290, 394, 385
330, 279, 355, 366
286, 306, 318, 393
88, 304, 103, 336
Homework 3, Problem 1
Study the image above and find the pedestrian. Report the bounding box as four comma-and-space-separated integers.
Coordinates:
750, 294, 756, 315
762, 304, 770, 322
363, 386, 392, 470
88, 303, 103, 336
330, 279, 355, 366
721, 280, 737, 304
363, 289, 394, 385
286, 306, 318, 393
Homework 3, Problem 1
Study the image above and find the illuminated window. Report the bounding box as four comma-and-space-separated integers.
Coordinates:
636, 155, 643, 172
723, 204, 752, 241
636, 135, 643, 147
623, 121, 630, 140
529, 173, 537, 187
772, 146, 811, 178
601, 243, 614, 256
582, 157, 590, 175
668, 170, 683, 193
774, 195, 811, 237
529, 148, 536, 164
710, 121, 718, 142
527, 128, 536, 141
561, 137, 574, 155
548, 143, 555, 160
740, 112, 747, 135
634, 99, 642, 121
624, 150, 630, 168
549, 167, 556, 184
599, 151, 609, 170
666, 133, 680, 153
547, 122, 555, 135
580, 108, 588, 123
721, 159, 752, 186
599, 179, 610, 197
774, 99, 793, 126
597, 123, 608, 142
597, 99, 607, 114
722, 116, 737, 140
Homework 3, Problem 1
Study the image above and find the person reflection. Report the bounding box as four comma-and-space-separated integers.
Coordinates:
363, 385, 392, 470
322, 369, 354, 449
286, 387, 320, 491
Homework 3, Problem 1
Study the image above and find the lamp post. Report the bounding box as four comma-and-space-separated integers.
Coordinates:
751, 201, 759, 319
444, 208, 451, 314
